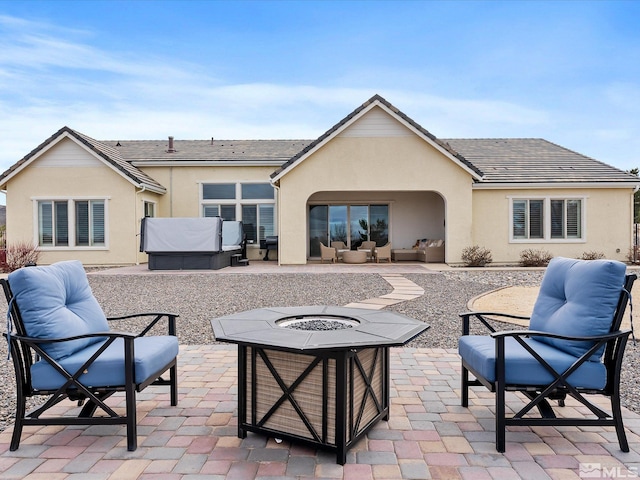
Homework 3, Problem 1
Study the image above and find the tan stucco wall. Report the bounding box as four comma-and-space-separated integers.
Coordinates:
276, 136, 475, 264
471, 187, 634, 264
139, 164, 279, 261
5, 139, 144, 266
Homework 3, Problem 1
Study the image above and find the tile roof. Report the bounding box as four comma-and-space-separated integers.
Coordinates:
0, 127, 166, 193
70, 129, 166, 192
110, 139, 312, 162
444, 138, 639, 184
1, 96, 637, 190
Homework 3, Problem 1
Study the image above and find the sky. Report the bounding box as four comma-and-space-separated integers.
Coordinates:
1, 0, 640, 190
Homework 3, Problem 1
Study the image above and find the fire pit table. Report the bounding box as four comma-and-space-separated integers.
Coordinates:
210, 306, 429, 464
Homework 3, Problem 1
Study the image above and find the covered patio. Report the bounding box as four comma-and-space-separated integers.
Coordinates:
307, 190, 446, 261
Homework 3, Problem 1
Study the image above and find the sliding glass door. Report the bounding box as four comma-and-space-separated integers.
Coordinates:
309, 204, 389, 257
350, 205, 369, 249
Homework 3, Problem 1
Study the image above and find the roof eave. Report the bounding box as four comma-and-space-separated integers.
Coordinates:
472, 181, 640, 189
133, 160, 286, 167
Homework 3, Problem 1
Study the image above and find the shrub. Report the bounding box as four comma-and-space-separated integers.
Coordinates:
627, 247, 639, 264
580, 251, 605, 261
1, 241, 40, 273
519, 248, 552, 267
461, 245, 493, 267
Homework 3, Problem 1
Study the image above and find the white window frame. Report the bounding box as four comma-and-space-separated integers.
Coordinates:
200, 182, 276, 244
509, 195, 586, 243
33, 196, 109, 250
143, 200, 156, 218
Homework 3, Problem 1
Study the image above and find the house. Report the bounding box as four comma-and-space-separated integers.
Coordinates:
1, 94, 638, 266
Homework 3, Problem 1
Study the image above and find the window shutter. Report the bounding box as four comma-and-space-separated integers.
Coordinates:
259, 204, 274, 240
76, 201, 89, 246
92, 201, 105, 245
512, 200, 526, 238
203, 205, 219, 217
529, 200, 544, 239
550, 200, 564, 238
567, 200, 581, 238
39, 202, 53, 246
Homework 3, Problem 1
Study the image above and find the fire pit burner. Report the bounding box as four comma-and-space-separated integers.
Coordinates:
276, 315, 359, 330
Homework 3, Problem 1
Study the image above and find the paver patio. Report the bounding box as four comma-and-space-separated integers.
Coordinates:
1, 344, 639, 479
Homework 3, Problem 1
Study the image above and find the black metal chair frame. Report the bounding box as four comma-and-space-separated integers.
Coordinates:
460, 273, 636, 452
1, 278, 179, 452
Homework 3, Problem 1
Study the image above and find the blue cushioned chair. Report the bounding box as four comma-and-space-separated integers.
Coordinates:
2, 260, 179, 451
459, 257, 635, 452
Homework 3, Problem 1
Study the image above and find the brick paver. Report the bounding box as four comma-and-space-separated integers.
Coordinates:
0, 344, 638, 479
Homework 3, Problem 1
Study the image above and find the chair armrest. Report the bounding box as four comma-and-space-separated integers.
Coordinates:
107, 312, 178, 321
4, 331, 137, 344
491, 329, 631, 343
107, 312, 179, 337
460, 311, 531, 335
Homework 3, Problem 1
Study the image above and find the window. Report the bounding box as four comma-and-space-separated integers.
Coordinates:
512, 199, 543, 239
37, 199, 106, 248
511, 197, 583, 242
201, 182, 275, 243
144, 201, 155, 218
308, 204, 389, 257
38, 201, 69, 246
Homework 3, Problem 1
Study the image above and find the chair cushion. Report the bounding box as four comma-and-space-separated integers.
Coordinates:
31, 335, 179, 390
458, 335, 606, 389
529, 257, 626, 360
8, 260, 109, 361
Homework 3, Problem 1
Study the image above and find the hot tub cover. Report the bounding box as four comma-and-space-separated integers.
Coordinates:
141, 217, 222, 253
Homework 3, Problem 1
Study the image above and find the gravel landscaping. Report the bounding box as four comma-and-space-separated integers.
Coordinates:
0, 268, 637, 434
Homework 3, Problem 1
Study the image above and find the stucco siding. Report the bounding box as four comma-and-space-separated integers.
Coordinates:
471, 187, 634, 264
277, 135, 474, 264
139, 164, 278, 260
5, 138, 141, 266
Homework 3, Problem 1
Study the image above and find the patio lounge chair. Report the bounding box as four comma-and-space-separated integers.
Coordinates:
320, 242, 337, 263
2, 260, 179, 451
375, 243, 392, 263
357, 241, 376, 261
459, 257, 636, 452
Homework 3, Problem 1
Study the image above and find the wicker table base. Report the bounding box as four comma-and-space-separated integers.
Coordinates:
239, 344, 386, 465
341, 250, 367, 264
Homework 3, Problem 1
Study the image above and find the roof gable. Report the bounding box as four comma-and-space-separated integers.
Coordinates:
0, 127, 166, 193
338, 107, 413, 138
271, 94, 484, 183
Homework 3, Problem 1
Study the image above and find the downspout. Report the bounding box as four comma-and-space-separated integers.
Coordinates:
169, 166, 174, 217
135, 185, 147, 265
272, 181, 281, 266
633, 185, 639, 263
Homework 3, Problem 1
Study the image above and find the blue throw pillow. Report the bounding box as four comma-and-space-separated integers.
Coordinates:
529, 257, 626, 361
8, 260, 109, 361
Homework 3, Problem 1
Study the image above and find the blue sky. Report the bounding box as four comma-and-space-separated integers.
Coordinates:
1, 0, 639, 183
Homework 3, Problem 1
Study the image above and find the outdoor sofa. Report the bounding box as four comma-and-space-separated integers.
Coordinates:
392, 239, 445, 263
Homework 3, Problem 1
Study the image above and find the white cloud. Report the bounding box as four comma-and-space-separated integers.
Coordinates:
1, 9, 639, 179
